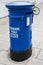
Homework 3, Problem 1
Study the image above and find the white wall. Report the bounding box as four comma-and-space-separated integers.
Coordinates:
0, 0, 43, 18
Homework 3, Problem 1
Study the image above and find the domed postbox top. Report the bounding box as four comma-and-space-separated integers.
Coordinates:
6, 2, 34, 9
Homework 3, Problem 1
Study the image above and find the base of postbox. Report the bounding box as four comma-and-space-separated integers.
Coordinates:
10, 45, 32, 62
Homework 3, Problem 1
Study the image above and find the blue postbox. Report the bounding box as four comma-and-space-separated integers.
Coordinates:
6, 2, 34, 61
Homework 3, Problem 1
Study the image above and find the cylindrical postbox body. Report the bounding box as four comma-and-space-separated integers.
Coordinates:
6, 2, 34, 61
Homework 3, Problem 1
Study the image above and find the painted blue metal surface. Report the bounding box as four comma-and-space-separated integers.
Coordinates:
6, 2, 34, 52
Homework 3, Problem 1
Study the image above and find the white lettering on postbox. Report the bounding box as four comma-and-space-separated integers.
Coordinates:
10, 27, 20, 38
